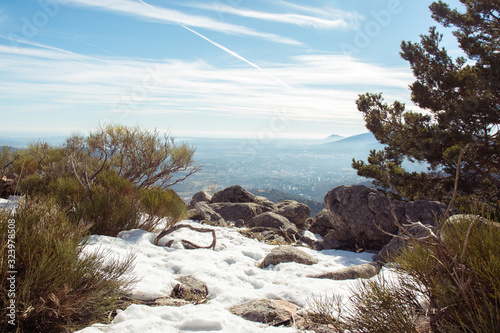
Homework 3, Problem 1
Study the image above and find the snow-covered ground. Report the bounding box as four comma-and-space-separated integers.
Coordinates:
76, 220, 394, 333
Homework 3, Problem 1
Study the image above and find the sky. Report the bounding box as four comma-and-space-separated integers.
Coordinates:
0, 0, 464, 139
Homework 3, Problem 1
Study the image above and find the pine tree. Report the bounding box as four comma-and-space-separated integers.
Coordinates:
353, 0, 500, 212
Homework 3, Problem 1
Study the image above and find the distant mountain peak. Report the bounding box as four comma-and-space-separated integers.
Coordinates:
323, 134, 344, 142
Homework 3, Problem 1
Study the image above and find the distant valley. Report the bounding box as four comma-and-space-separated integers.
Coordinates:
171, 133, 386, 205
1, 132, 423, 209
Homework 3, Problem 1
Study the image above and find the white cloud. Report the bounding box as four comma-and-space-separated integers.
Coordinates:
0, 43, 414, 131
63, 0, 302, 45
186, 2, 362, 30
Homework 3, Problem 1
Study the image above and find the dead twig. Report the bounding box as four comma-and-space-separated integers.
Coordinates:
154, 224, 216, 250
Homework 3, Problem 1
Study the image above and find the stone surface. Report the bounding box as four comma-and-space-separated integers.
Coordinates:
229, 299, 302, 327
323, 185, 448, 251
189, 191, 212, 209
259, 245, 318, 268
188, 202, 225, 225
247, 212, 298, 237
308, 209, 335, 237
170, 276, 208, 302
273, 200, 311, 230
211, 185, 262, 204
308, 262, 381, 280
210, 202, 263, 223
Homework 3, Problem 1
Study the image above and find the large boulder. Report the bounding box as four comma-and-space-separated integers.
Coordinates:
189, 191, 212, 209
247, 212, 298, 237
229, 299, 303, 327
212, 185, 260, 204
323, 185, 447, 251
308, 262, 381, 280
259, 245, 318, 268
273, 200, 310, 230
188, 202, 225, 225
210, 202, 263, 223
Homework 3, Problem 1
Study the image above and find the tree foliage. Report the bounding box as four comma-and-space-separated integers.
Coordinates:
352, 0, 500, 211
66, 124, 200, 192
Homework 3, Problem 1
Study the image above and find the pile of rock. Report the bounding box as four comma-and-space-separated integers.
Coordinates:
188, 185, 310, 244
189, 184, 450, 262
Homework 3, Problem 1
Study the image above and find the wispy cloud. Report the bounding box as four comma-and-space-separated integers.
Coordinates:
0, 42, 413, 131
187, 1, 362, 30
63, 0, 302, 45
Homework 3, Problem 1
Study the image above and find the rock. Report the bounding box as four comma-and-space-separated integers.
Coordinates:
308, 262, 381, 280
376, 221, 435, 262
211, 185, 261, 204
255, 196, 276, 210
247, 212, 298, 237
154, 298, 191, 307
188, 202, 225, 225
273, 200, 310, 230
308, 209, 335, 237
189, 191, 212, 209
0, 174, 17, 198
323, 185, 448, 251
210, 202, 264, 223
259, 245, 318, 268
170, 276, 208, 302
247, 227, 288, 245
234, 219, 246, 228
229, 299, 303, 327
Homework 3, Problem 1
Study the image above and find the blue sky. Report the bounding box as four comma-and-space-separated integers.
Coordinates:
0, 0, 463, 139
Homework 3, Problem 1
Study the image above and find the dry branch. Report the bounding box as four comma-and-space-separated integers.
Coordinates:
154, 224, 216, 250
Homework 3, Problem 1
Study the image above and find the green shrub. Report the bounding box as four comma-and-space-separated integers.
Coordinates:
0, 199, 136, 332
305, 214, 500, 333
139, 187, 188, 231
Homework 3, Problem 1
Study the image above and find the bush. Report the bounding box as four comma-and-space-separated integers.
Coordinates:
139, 187, 188, 231
0, 199, 136, 332
305, 214, 500, 333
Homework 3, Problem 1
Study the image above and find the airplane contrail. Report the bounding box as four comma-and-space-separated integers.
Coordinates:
136, 0, 291, 90
180, 25, 291, 90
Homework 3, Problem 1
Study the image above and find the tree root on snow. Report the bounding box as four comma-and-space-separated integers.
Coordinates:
154, 224, 216, 250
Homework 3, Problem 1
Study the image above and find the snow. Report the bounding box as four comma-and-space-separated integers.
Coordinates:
75, 220, 394, 333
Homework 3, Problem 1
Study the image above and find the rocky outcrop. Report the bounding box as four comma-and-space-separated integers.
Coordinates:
188, 202, 225, 226
211, 185, 274, 210
229, 299, 304, 327
308, 209, 335, 237
308, 262, 381, 280
377, 213, 499, 262
323, 185, 448, 251
259, 245, 318, 268
189, 191, 212, 209
170, 276, 208, 302
247, 212, 298, 237
272, 200, 310, 230
210, 202, 264, 223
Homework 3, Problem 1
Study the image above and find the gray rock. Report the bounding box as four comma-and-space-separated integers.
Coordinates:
308, 262, 381, 280
189, 191, 212, 209
210, 202, 264, 223
229, 299, 302, 327
247, 212, 298, 237
323, 185, 448, 251
188, 202, 225, 225
273, 200, 310, 230
259, 245, 318, 268
308, 209, 335, 237
170, 276, 208, 302
211, 185, 261, 204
